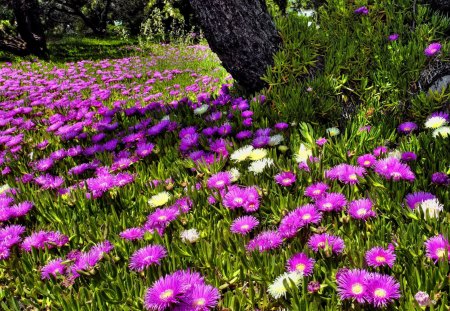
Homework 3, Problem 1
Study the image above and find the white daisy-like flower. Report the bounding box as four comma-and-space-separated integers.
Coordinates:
193, 104, 209, 115
432, 126, 450, 138
425, 116, 447, 129
387, 150, 402, 160
294, 143, 312, 163
180, 229, 200, 243
268, 134, 284, 146
230, 145, 254, 162
228, 168, 241, 182
249, 148, 267, 161
268, 271, 303, 299
419, 198, 443, 218
0, 184, 10, 194
248, 158, 273, 175
148, 191, 171, 207
326, 127, 340, 137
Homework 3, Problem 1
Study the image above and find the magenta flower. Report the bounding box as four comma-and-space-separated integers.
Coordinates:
424, 42, 441, 57
180, 284, 220, 310
230, 216, 259, 235
316, 137, 327, 146
388, 33, 399, 41
365, 246, 396, 268
397, 122, 417, 134
223, 186, 248, 210
366, 273, 401, 307
129, 245, 167, 271
405, 192, 436, 210
315, 193, 347, 212
337, 269, 368, 303
354, 6, 369, 15
374, 157, 415, 182
144, 274, 183, 310
286, 253, 315, 276
41, 258, 66, 279
308, 233, 345, 254
304, 182, 329, 200
274, 171, 296, 187
401, 151, 417, 162
246, 230, 283, 252
431, 172, 449, 185
373, 146, 388, 157
120, 228, 144, 241
348, 198, 376, 221
424, 235, 450, 262
297, 204, 322, 226
357, 154, 377, 168
325, 164, 366, 184
206, 172, 232, 190
278, 209, 304, 239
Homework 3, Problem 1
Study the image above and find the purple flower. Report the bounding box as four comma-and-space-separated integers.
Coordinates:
374, 157, 415, 182
388, 33, 399, 41
120, 228, 144, 241
424, 42, 442, 57
9, 201, 33, 218
278, 209, 304, 239
366, 273, 401, 307
431, 172, 449, 185
179, 284, 220, 310
129, 245, 167, 271
415, 291, 432, 307
424, 235, 450, 262
357, 154, 377, 168
144, 274, 183, 310
41, 258, 66, 279
325, 164, 366, 184
337, 269, 368, 303
34, 158, 54, 172
365, 246, 396, 268
207, 172, 232, 190
401, 151, 417, 162
274, 171, 296, 186
304, 182, 329, 200
316, 137, 327, 146
405, 192, 436, 209
315, 193, 347, 212
307, 281, 321, 293
252, 136, 270, 148
274, 122, 289, 131
230, 216, 259, 235
136, 143, 155, 158
397, 122, 417, 134
373, 146, 388, 157
348, 198, 376, 221
223, 186, 248, 210
286, 253, 315, 276
235, 130, 252, 140
354, 6, 369, 15
296, 204, 322, 226
246, 230, 283, 252
308, 233, 345, 254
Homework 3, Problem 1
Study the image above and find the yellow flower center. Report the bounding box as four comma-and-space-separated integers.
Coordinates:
215, 180, 224, 187
234, 197, 243, 204
349, 174, 358, 180
351, 283, 363, 295
436, 248, 446, 258
363, 160, 371, 166
375, 256, 386, 263
296, 263, 306, 272
374, 288, 387, 298
317, 242, 326, 248
302, 214, 311, 220
323, 203, 332, 209
194, 298, 206, 306
158, 216, 167, 221
357, 208, 367, 216
241, 224, 249, 230
160, 289, 174, 300
313, 189, 321, 195
282, 178, 291, 184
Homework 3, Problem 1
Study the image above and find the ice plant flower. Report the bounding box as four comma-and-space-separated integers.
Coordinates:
354, 6, 369, 15
326, 127, 340, 136
230, 145, 253, 162
304, 182, 329, 200
230, 216, 259, 235
425, 112, 448, 129
431, 172, 449, 185
365, 247, 396, 268
348, 198, 376, 221
144, 274, 182, 310
388, 33, 399, 41
286, 253, 315, 276
308, 233, 345, 254
336, 269, 368, 303
424, 42, 442, 57
365, 273, 401, 307
274, 171, 296, 186
433, 126, 450, 138
374, 157, 415, 182
246, 230, 283, 252
316, 193, 347, 212
415, 291, 432, 307
424, 235, 450, 262
357, 154, 377, 168
129, 245, 167, 271
148, 191, 171, 208
401, 151, 417, 162
41, 258, 66, 279
207, 172, 232, 189
405, 192, 436, 210
325, 164, 366, 184
180, 229, 200, 243
418, 198, 443, 218
268, 271, 303, 299
248, 148, 267, 161
248, 158, 273, 175
120, 228, 144, 241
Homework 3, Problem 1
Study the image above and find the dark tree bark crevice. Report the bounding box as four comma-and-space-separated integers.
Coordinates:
189, 0, 281, 93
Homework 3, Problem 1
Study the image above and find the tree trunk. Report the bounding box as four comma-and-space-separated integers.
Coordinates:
189, 0, 281, 93
10, 0, 48, 58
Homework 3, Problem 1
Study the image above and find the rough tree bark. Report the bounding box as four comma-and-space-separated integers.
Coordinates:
10, 0, 48, 57
189, 0, 281, 93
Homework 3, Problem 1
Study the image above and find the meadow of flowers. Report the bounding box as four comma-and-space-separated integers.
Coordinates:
1, 15, 450, 311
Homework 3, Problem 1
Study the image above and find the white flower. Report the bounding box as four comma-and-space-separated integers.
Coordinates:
268, 134, 284, 146
419, 198, 443, 218
161, 115, 170, 121
268, 272, 303, 299
432, 126, 450, 138
148, 191, 171, 207
294, 143, 312, 163
425, 116, 447, 129
326, 127, 340, 137
248, 158, 273, 175
230, 145, 253, 162
180, 229, 200, 243
387, 150, 402, 160
193, 104, 209, 115
228, 168, 240, 182
0, 184, 10, 194
249, 148, 267, 161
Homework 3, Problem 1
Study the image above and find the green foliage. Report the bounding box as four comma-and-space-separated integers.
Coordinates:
264, 0, 450, 127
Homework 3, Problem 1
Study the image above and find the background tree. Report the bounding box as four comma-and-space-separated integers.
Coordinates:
189, 0, 281, 93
